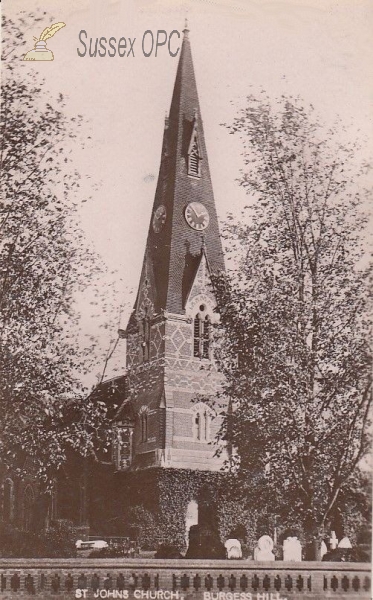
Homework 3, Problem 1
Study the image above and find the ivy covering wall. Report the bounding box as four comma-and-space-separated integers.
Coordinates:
89, 467, 256, 553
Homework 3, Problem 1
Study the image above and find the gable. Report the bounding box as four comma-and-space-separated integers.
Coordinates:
185, 253, 217, 317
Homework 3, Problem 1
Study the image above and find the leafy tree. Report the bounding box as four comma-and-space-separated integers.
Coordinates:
213, 96, 372, 555
0, 14, 113, 483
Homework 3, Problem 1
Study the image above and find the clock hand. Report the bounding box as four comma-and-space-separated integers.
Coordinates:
189, 207, 202, 222
195, 214, 206, 225
193, 206, 205, 218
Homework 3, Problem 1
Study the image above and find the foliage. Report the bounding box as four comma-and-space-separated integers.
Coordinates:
213, 95, 372, 550
217, 499, 258, 557
0, 521, 77, 558
154, 544, 183, 559
322, 547, 370, 563
88, 545, 128, 558
0, 13, 114, 483
127, 505, 160, 550
157, 468, 225, 551
141, 468, 252, 553
90, 467, 247, 553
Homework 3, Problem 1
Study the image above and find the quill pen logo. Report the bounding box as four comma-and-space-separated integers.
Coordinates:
23, 22, 66, 61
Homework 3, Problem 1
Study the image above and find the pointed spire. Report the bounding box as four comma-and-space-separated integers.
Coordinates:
168, 22, 198, 125
183, 18, 189, 38
128, 24, 224, 321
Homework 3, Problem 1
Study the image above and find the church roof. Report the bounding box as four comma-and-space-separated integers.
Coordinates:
90, 375, 128, 421
128, 24, 224, 328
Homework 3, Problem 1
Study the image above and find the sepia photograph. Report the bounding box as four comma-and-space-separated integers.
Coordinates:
0, 0, 372, 598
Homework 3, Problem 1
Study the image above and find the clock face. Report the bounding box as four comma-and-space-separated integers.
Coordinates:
152, 205, 167, 233
185, 202, 210, 231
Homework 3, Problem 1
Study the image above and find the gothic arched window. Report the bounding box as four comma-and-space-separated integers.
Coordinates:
3, 478, 14, 523
192, 405, 212, 442
195, 412, 201, 440
23, 485, 35, 532
140, 412, 148, 443
113, 427, 133, 470
193, 307, 211, 359
141, 307, 151, 362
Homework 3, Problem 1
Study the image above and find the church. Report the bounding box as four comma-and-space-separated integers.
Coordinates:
2, 24, 247, 552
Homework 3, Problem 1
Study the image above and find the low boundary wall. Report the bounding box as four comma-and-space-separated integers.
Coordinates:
0, 559, 371, 599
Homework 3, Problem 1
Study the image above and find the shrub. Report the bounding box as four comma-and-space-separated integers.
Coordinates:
154, 544, 182, 559
127, 506, 160, 550
89, 546, 125, 558
322, 547, 370, 563
0, 521, 76, 557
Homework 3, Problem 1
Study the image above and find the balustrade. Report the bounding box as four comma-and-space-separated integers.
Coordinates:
0, 559, 370, 598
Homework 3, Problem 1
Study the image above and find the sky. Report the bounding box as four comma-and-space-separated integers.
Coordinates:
4, 0, 373, 383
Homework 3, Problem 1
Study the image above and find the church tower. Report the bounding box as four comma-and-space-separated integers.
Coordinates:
82, 25, 245, 551
120, 23, 226, 473
56, 27, 246, 548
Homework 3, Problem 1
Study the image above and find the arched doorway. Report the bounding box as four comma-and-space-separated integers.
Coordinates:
185, 499, 198, 546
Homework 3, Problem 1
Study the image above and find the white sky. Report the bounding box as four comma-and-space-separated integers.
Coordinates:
4, 0, 373, 383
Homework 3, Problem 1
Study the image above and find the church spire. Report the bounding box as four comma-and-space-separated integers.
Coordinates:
122, 27, 227, 475
129, 25, 224, 326
183, 18, 189, 38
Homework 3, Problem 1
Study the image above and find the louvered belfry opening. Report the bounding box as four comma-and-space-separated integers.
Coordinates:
203, 315, 210, 358
193, 314, 201, 356
189, 137, 200, 176
194, 313, 211, 359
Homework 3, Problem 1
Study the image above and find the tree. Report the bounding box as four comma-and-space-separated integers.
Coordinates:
212, 96, 372, 555
0, 14, 113, 483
